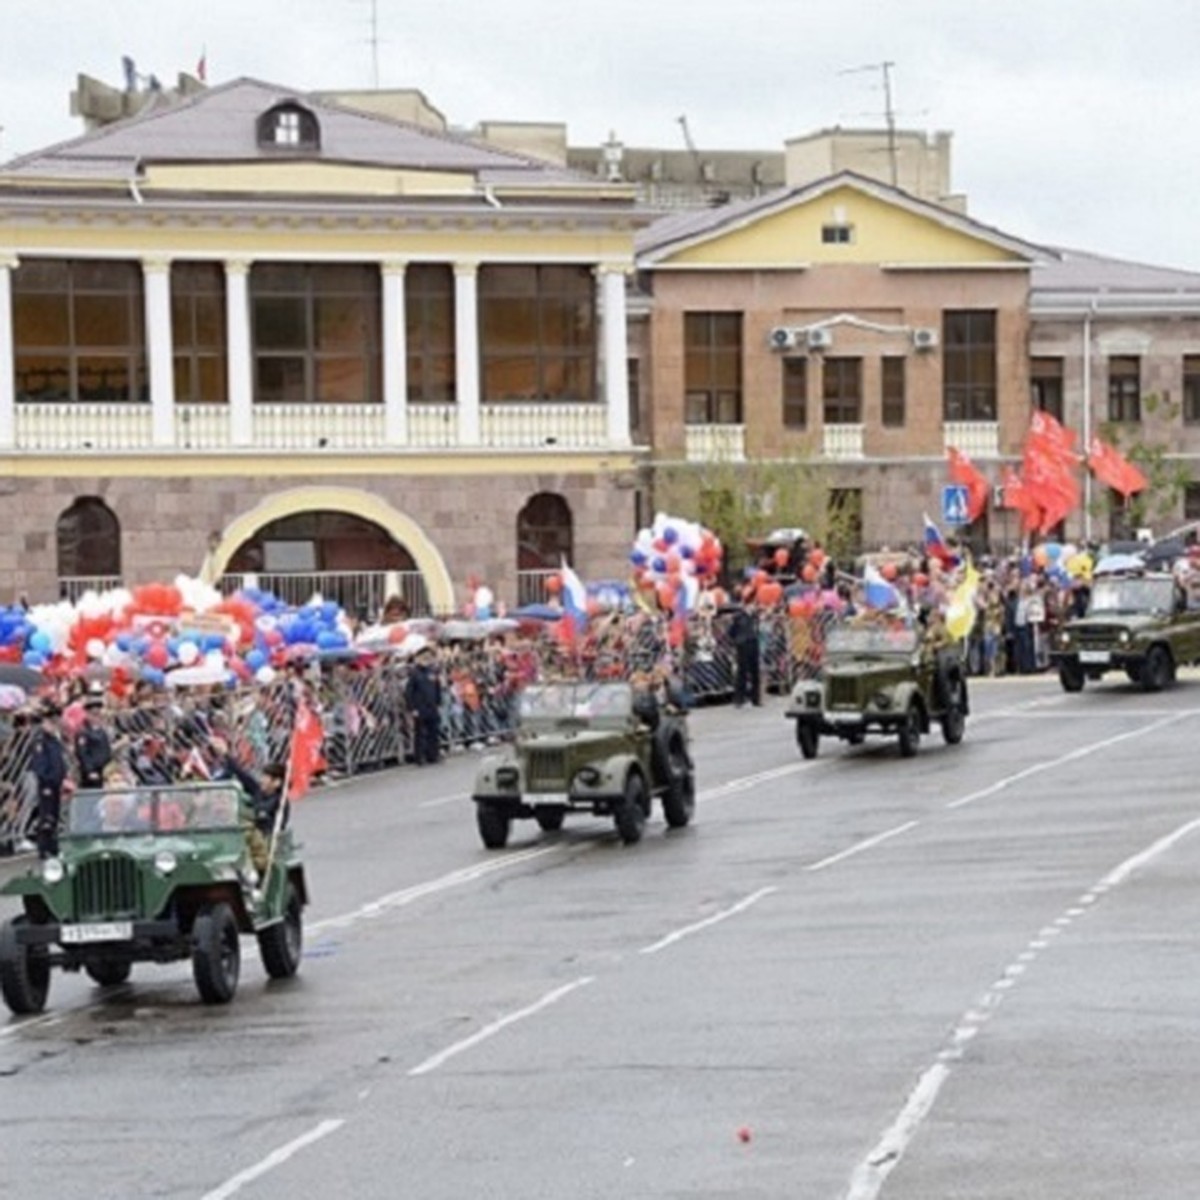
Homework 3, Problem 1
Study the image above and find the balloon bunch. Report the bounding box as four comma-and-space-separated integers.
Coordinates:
629, 512, 724, 617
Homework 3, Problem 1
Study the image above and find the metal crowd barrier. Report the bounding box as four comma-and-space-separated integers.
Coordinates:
0, 608, 840, 854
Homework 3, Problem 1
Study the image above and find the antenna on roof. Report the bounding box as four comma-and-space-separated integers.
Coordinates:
838, 60, 898, 186
676, 114, 703, 182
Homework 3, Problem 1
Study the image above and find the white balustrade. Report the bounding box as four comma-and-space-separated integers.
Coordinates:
822, 424, 865, 460
943, 421, 1000, 458
481, 403, 608, 449
175, 405, 232, 449
685, 424, 746, 463
250, 404, 386, 450
408, 404, 459, 448
16, 403, 153, 451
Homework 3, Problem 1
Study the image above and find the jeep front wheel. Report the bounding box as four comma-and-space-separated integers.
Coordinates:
795, 721, 820, 760
258, 883, 303, 980
661, 739, 695, 829
1058, 659, 1085, 693
476, 803, 511, 849
614, 774, 647, 845
1141, 645, 1172, 693
192, 902, 241, 1005
85, 959, 132, 987
941, 683, 966, 746
0, 916, 50, 1015
898, 704, 922, 758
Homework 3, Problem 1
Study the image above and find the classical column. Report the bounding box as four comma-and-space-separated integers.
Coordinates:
381, 260, 408, 445
0, 256, 15, 450
225, 259, 253, 446
454, 260, 481, 445
142, 257, 175, 446
600, 264, 631, 446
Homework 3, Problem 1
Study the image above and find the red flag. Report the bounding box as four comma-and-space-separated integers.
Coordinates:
946, 446, 990, 522
1000, 465, 1043, 533
1023, 439, 1080, 534
287, 699, 323, 801
1027, 410, 1078, 462
1087, 436, 1148, 498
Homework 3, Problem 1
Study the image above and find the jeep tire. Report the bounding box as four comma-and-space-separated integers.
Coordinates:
0, 916, 50, 1015
898, 703, 922, 758
661, 737, 695, 829
476, 802, 512, 849
1059, 659, 1085, 693
85, 959, 132, 987
940, 681, 966, 746
192, 902, 241, 1005
258, 882, 303, 980
614, 774, 647, 845
795, 721, 820, 760
1141, 645, 1172, 693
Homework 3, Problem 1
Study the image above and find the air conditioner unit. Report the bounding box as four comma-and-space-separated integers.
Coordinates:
806, 327, 833, 350
912, 327, 939, 351
768, 326, 796, 350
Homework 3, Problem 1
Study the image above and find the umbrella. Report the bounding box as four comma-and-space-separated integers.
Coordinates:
164, 663, 229, 688
512, 604, 564, 621
441, 619, 490, 641
483, 618, 519, 635
0, 664, 46, 690
1143, 538, 1186, 569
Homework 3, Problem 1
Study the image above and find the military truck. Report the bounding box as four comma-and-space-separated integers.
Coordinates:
1051, 570, 1200, 692
786, 618, 969, 758
470, 680, 695, 848
0, 781, 307, 1014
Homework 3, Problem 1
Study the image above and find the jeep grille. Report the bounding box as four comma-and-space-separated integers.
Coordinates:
827, 677, 859, 708
1075, 626, 1121, 649
526, 749, 567, 788
74, 854, 141, 921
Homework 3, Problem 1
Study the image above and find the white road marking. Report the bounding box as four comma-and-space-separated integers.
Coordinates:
418, 792, 468, 809
309, 845, 563, 934
200, 1118, 345, 1200
805, 822, 921, 873
842, 813, 1200, 1200
638, 887, 778, 956
408, 976, 594, 1076
945, 712, 1191, 810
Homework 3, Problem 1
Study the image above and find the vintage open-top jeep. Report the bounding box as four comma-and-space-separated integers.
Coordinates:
0, 781, 307, 1015
786, 618, 969, 758
1051, 571, 1200, 692
470, 680, 695, 848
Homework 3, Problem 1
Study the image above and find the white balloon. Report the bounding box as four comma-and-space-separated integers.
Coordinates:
255, 665, 277, 685
475, 585, 494, 608
102, 643, 126, 668
177, 641, 200, 666
85, 637, 106, 660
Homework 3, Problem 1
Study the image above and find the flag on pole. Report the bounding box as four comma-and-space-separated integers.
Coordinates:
946, 446, 989, 522
863, 563, 904, 611
287, 698, 323, 801
196, 47, 207, 83
1086, 436, 1148, 498
1000, 465, 1043, 533
922, 514, 959, 568
559, 559, 589, 634
945, 559, 980, 642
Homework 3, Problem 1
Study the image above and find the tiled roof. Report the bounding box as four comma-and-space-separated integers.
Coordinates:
2, 77, 594, 185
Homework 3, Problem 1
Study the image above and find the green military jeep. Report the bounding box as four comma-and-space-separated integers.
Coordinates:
470, 680, 695, 848
1052, 570, 1200, 692
786, 618, 969, 759
0, 781, 307, 1015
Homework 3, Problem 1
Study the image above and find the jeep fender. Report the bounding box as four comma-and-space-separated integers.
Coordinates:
892, 681, 927, 726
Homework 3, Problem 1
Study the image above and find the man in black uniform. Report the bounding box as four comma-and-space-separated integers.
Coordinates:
75, 692, 113, 789
405, 646, 443, 765
30, 703, 69, 859
729, 601, 761, 708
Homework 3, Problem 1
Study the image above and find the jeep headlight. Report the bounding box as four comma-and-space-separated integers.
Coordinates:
873, 691, 893, 710
41, 857, 65, 884
496, 765, 519, 789
1059, 631, 1071, 647
805, 691, 821, 709
153, 849, 178, 876
1119, 630, 1131, 645
576, 766, 601, 787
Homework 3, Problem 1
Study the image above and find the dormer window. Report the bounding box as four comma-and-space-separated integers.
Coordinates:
256, 101, 320, 152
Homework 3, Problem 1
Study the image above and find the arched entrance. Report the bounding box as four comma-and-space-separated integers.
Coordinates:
516, 492, 573, 606
206, 487, 454, 616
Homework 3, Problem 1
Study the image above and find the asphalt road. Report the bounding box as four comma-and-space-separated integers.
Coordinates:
2, 673, 1200, 1200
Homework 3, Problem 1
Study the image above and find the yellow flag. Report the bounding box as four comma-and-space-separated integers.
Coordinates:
945, 559, 980, 642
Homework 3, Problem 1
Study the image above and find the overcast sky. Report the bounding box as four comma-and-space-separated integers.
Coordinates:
2, 0, 1198, 270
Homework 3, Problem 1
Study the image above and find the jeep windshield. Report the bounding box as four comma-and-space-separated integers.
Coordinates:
67, 785, 243, 836
518, 682, 634, 721
1087, 577, 1177, 617
826, 622, 919, 656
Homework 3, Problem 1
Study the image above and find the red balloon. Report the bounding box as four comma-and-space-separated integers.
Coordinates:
656, 582, 678, 612
144, 641, 169, 669
913, 572, 929, 589
544, 574, 563, 595
881, 562, 898, 581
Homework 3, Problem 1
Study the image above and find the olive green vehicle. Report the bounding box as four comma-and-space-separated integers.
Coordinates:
0, 782, 307, 1015
1051, 571, 1200, 693
786, 620, 969, 759
470, 681, 695, 848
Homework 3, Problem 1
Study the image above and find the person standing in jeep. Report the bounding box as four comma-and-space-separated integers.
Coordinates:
74, 692, 113, 789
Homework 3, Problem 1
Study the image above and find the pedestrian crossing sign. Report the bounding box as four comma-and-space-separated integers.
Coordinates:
941, 484, 970, 526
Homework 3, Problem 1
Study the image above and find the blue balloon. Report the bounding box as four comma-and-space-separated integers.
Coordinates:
116, 633, 133, 652
316, 630, 340, 649
22, 650, 45, 669
141, 666, 165, 686
630, 550, 647, 567
245, 648, 266, 671
29, 631, 51, 654
652, 557, 667, 574
662, 526, 679, 545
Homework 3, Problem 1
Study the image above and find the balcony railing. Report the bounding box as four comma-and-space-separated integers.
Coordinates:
57, 575, 124, 602
685, 424, 746, 463
219, 570, 431, 619
822, 424, 865, 460
12, 401, 620, 453
943, 421, 1000, 458
516, 569, 560, 607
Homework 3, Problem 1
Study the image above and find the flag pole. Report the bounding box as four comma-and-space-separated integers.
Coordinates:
259, 688, 296, 894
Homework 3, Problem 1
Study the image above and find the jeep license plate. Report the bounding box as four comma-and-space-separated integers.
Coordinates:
828, 712, 863, 724
60, 922, 133, 944
1079, 650, 1110, 665
532, 793, 569, 806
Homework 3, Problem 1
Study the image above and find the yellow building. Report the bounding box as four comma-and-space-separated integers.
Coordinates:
0, 78, 647, 610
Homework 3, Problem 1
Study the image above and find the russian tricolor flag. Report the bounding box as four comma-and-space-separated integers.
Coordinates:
922, 513, 959, 568
559, 559, 589, 634
863, 563, 903, 611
